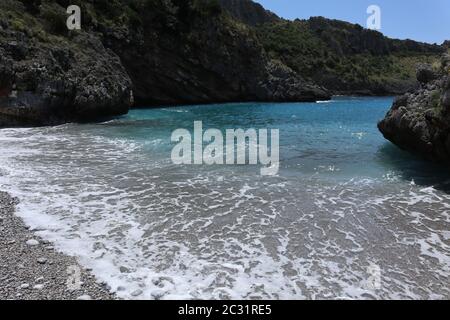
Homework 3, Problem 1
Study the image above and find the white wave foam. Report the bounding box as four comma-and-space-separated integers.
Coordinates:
1, 126, 450, 300
316, 100, 332, 104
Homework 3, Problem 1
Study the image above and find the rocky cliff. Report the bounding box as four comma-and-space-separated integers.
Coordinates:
256, 16, 444, 95
0, 0, 329, 127
378, 54, 450, 162
218, 0, 279, 26
100, 0, 329, 106
0, 0, 133, 126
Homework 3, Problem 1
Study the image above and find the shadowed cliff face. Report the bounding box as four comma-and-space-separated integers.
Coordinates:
378, 54, 450, 162
0, 0, 133, 126
101, 0, 329, 106
0, 0, 329, 127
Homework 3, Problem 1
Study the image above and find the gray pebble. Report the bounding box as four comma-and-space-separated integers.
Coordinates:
33, 284, 44, 290
19, 283, 30, 289
131, 289, 143, 297
26, 239, 39, 246
37, 257, 47, 264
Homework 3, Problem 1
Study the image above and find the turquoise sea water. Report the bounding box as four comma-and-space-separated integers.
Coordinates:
98, 96, 450, 183
1, 97, 449, 299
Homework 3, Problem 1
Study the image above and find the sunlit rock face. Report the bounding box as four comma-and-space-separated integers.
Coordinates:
379, 54, 450, 163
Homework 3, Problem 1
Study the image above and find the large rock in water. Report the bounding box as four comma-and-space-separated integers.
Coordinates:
378, 55, 450, 162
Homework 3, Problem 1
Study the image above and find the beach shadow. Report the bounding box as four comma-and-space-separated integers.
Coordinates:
376, 143, 450, 194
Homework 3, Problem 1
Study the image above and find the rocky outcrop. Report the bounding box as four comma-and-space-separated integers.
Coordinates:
416, 64, 438, 84
261, 60, 330, 102
0, 1, 133, 127
378, 54, 450, 162
218, 0, 279, 26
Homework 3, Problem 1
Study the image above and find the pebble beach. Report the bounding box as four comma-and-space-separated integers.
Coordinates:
0, 191, 115, 300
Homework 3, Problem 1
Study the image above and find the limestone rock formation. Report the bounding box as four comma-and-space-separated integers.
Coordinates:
378, 54, 450, 162
0, 1, 133, 126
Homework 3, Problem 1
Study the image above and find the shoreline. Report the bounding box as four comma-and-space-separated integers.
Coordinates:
0, 191, 116, 300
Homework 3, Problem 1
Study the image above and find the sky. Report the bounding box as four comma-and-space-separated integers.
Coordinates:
253, 0, 450, 44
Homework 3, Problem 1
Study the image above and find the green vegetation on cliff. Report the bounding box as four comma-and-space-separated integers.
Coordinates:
218, 0, 444, 95
255, 18, 443, 95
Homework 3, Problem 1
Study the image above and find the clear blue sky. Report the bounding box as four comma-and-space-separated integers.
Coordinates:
254, 0, 450, 44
